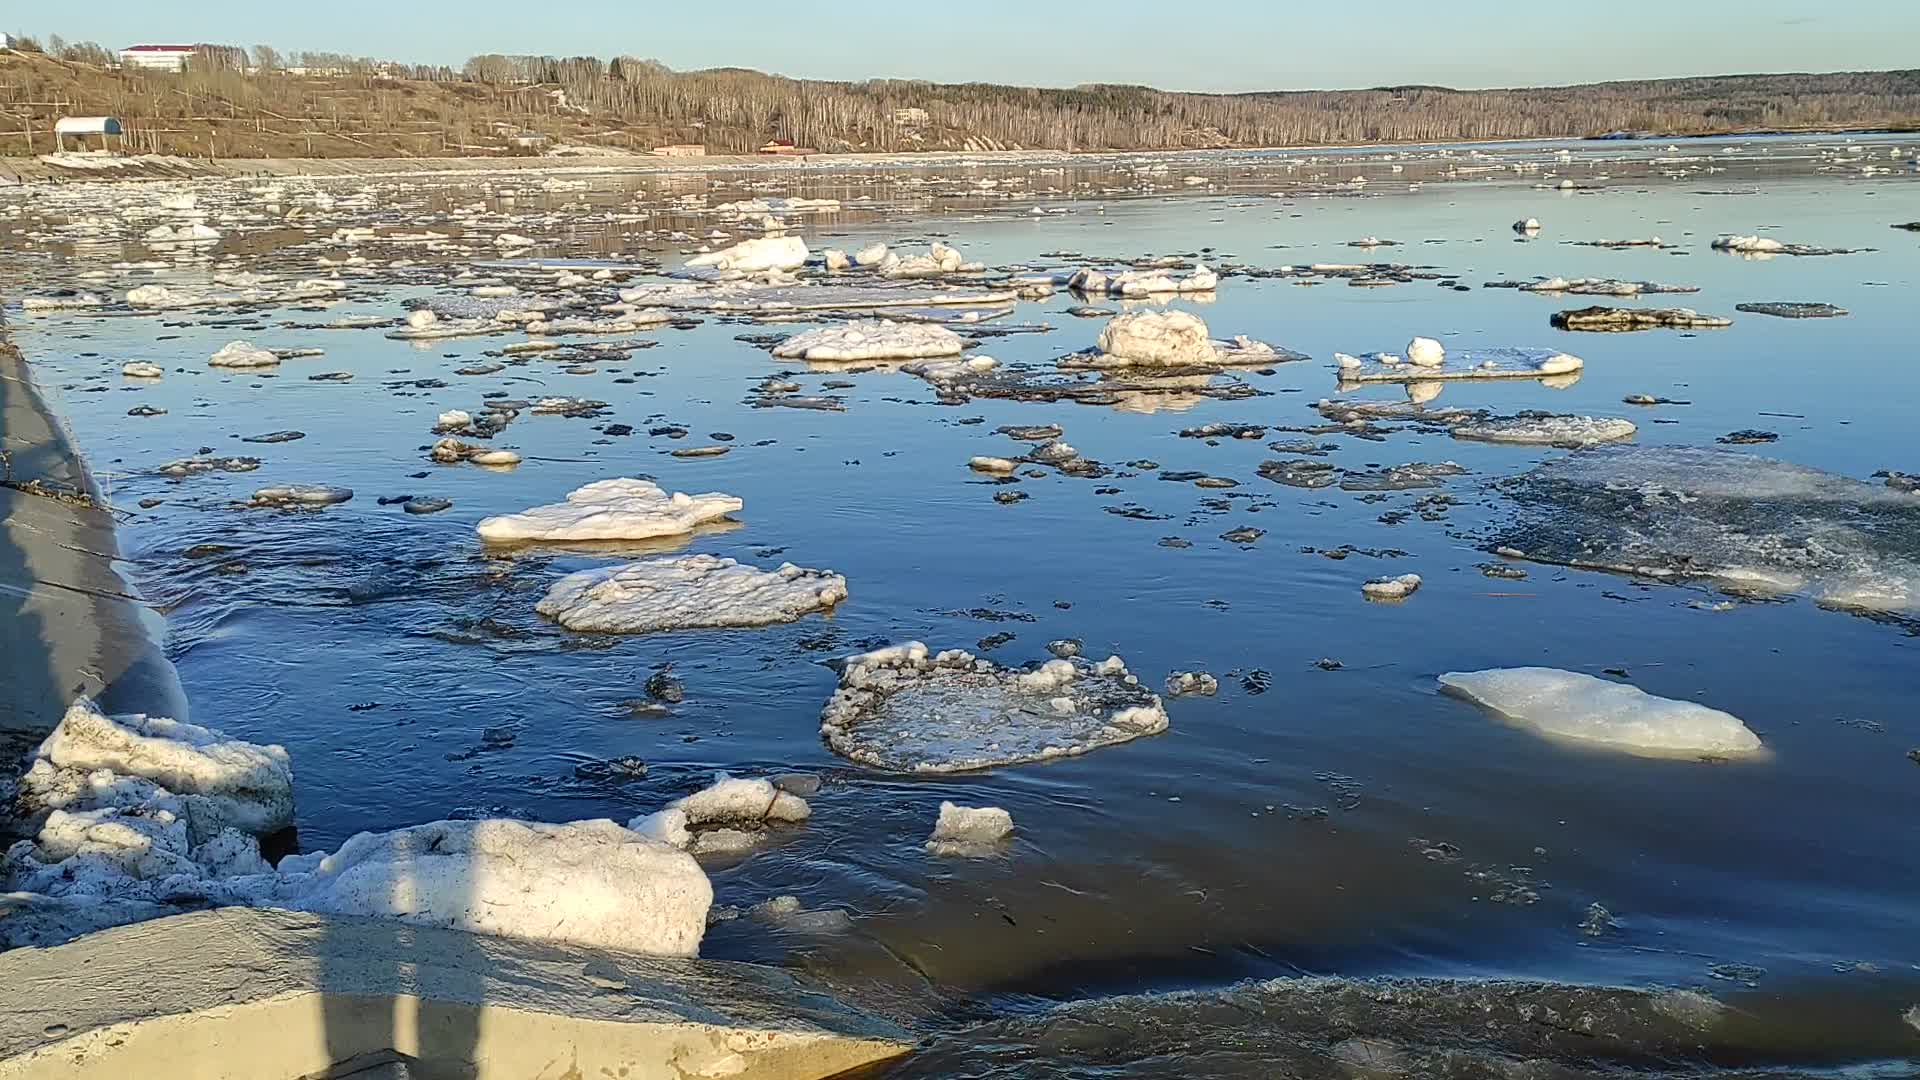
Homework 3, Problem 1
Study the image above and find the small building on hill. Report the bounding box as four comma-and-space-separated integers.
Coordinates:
53, 117, 124, 152
119, 44, 198, 71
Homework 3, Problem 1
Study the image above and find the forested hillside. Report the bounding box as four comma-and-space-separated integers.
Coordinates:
3, 37, 1916, 159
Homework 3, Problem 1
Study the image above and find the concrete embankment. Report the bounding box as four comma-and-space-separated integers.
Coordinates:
0, 908, 913, 1079
0, 337, 186, 750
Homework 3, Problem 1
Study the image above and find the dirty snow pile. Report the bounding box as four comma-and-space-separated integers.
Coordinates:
685, 235, 810, 273
2, 700, 713, 956
629, 774, 811, 857
476, 478, 742, 543
925, 802, 1014, 856
820, 642, 1169, 772
534, 554, 848, 632
2, 698, 293, 904
1439, 668, 1763, 758
1491, 446, 1920, 616
1452, 415, 1637, 447
770, 320, 966, 362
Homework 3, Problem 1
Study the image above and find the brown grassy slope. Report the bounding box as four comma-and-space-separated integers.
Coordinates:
1, 50, 1916, 159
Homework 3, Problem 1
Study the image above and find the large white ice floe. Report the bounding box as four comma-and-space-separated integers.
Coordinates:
685, 235, 810, 273
208, 340, 281, 368
770, 320, 965, 362
253, 818, 711, 956
535, 555, 847, 632
1072, 310, 1293, 370
1438, 668, 1763, 759
1491, 446, 1920, 618
1452, 415, 1637, 447
819, 643, 1169, 772
925, 802, 1014, 856
476, 478, 742, 544
1337, 346, 1583, 384
628, 774, 811, 857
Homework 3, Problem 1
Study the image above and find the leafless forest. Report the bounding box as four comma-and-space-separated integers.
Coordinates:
4, 35, 1917, 158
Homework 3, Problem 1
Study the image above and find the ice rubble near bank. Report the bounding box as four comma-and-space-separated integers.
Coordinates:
1438, 668, 1763, 759
770, 320, 966, 362
820, 643, 1170, 773
629, 774, 812, 857
3, 700, 713, 956
476, 478, 743, 543
536, 555, 848, 633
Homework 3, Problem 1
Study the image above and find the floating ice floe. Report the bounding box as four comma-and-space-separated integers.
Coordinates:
1550, 306, 1731, 331
248, 484, 353, 507
208, 340, 281, 368
770, 320, 965, 362
1490, 446, 1920, 617
1336, 346, 1582, 383
21, 291, 104, 311
1452, 415, 1637, 447
1406, 336, 1446, 367
476, 478, 741, 544
1438, 668, 1763, 759
820, 642, 1169, 773
925, 802, 1014, 856
1072, 310, 1291, 369
1067, 263, 1218, 296
878, 242, 982, 279
1734, 302, 1848, 319
1164, 671, 1219, 696
1513, 218, 1542, 233
1494, 277, 1698, 296
525, 310, 670, 335
430, 438, 521, 467
534, 555, 847, 633
629, 774, 811, 857
1362, 573, 1422, 600
685, 235, 810, 273
121, 361, 165, 379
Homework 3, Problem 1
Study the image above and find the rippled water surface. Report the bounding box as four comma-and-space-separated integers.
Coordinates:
5, 135, 1918, 1075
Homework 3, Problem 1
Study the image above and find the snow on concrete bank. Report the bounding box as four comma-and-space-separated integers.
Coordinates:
771, 320, 965, 362
536, 555, 847, 632
477, 478, 742, 543
1439, 668, 1763, 759
820, 642, 1169, 772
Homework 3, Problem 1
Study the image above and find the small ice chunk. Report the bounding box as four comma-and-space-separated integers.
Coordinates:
534, 555, 846, 633
853, 242, 890, 266
248, 485, 352, 507
969, 456, 1018, 474
1362, 573, 1422, 600
476, 478, 741, 543
925, 801, 1014, 855
406, 308, 438, 328
121, 361, 165, 379
209, 340, 279, 369
1514, 218, 1543, 233
1711, 235, 1785, 253
823, 248, 851, 271
1406, 337, 1446, 367
1438, 668, 1763, 758
1165, 671, 1219, 696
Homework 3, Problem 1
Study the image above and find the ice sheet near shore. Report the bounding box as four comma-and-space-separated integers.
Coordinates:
535, 554, 847, 632
476, 478, 742, 543
1439, 668, 1762, 758
770, 320, 965, 362
1490, 446, 1920, 617
820, 642, 1169, 772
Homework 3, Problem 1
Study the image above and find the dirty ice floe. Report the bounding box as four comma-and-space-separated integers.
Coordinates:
1452, 415, 1636, 447
248, 484, 352, 507
1439, 668, 1762, 759
476, 478, 741, 543
1550, 306, 1731, 331
1491, 446, 1920, 617
925, 802, 1014, 856
629, 774, 811, 858
1336, 346, 1582, 384
1362, 573, 1422, 600
685, 235, 810, 273
820, 642, 1169, 772
535, 555, 847, 633
1067, 263, 1218, 297
770, 320, 965, 362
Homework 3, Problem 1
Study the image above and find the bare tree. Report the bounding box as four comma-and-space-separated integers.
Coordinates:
253, 45, 282, 71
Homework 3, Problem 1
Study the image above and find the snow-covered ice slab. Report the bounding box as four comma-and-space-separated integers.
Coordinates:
820, 643, 1169, 773
535, 555, 847, 632
1068, 263, 1218, 296
685, 235, 809, 273
1066, 310, 1302, 370
1453, 415, 1636, 447
1439, 668, 1763, 759
477, 479, 742, 544
925, 802, 1014, 856
1490, 446, 1920, 617
770, 320, 964, 362
1337, 347, 1582, 383
256, 818, 711, 956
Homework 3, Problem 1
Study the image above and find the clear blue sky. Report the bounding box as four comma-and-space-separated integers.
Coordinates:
24, 0, 1912, 92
